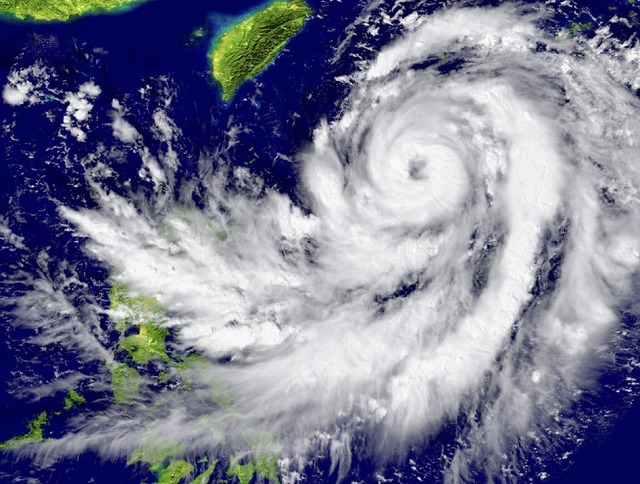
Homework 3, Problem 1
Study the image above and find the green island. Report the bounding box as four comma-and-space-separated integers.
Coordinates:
107, 281, 217, 404
191, 460, 217, 484
128, 440, 218, 484
227, 455, 279, 484
187, 26, 208, 46
107, 360, 142, 405
106, 281, 166, 404
119, 322, 171, 364
227, 432, 281, 484
210, 0, 313, 101
64, 389, 87, 410
1, 386, 89, 450
108, 282, 282, 483
0, 411, 48, 450
128, 441, 194, 484
109, 281, 164, 333
555, 20, 594, 41
158, 460, 195, 484
128, 441, 188, 472
0, 0, 147, 22
0, 279, 281, 482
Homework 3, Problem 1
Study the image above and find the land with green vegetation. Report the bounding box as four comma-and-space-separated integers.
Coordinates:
157, 459, 194, 484
108, 281, 220, 405
128, 441, 188, 471
188, 26, 208, 46
96, 281, 283, 483
109, 281, 164, 333
128, 442, 192, 484
0, 412, 48, 450
191, 460, 217, 484
108, 281, 200, 398
555, 20, 594, 40
64, 389, 86, 410
0, 275, 280, 483
119, 322, 171, 364
0, 284, 281, 484
227, 455, 279, 484
128, 440, 218, 484
107, 360, 142, 404
210, 0, 313, 101
0, 0, 147, 22
227, 432, 281, 484
1, 386, 89, 450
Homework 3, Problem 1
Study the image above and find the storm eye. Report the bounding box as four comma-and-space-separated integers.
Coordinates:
408, 157, 428, 180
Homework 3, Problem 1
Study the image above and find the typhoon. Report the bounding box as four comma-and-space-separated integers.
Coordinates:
2, 2, 640, 484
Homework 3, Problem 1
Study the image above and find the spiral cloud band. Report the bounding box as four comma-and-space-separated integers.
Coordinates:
32, 4, 640, 482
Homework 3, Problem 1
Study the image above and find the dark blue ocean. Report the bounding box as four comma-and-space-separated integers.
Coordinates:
1, 0, 639, 482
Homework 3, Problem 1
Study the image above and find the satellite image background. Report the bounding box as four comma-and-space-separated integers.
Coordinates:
1, 1, 640, 483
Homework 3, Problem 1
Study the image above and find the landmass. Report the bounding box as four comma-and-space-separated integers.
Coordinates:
109, 281, 164, 333
0, 411, 48, 450
192, 460, 217, 484
210, 0, 313, 101
187, 26, 208, 46
555, 20, 594, 40
107, 360, 142, 404
157, 460, 194, 484
227, 432, 281, 484
118, 322, 171, 364
0, 0, 147, 22
128, 440, 219, 484
227, 455, 279, 484
1, 279, 282, 483
64, 389, 87, 410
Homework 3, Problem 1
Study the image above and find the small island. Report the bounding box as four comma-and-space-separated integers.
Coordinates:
0, 0, 146, 22
210, 0, 313, 102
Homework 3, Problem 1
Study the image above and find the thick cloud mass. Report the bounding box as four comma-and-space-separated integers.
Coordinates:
11, 4, 640, 483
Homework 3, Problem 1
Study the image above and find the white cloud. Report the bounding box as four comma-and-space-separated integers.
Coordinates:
2, 85, 29, 106
2, 61, 52, 106
110, 99, 140, 143
60, 81, 101, 142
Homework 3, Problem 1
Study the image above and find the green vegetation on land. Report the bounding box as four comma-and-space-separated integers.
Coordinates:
119, 322, 171, 364
174, 353, 210, 371
64, 389, 86, 410
188, 26, 207, 46
190, 460, 217, 484
128, 441, 188, 471
254, 456, 280, 482
555, 21, 594, 40
226, 455, 278, 484
108, 281, 252, 482
128, 441, 219, 484
107, 361, 142, 404
0, 0, 146, 22
225, 432, 281, 484
107, 281, 201, 403
156, 459, 194, 484
227, 458, 255, 484
109, 281, 164, 333
110, 281, 172, 365
210, 0, 313, 101
0, 412, 48, 450
192, 27, 205, 39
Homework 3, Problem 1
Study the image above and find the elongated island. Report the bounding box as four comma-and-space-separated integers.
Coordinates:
0, 0, 146, 22
210, 0, 313, 102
